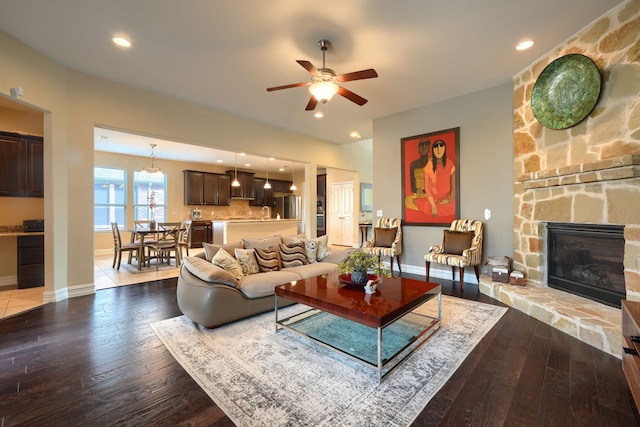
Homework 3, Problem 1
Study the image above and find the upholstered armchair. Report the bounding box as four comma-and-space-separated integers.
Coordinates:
424, 219, 483, 289
362, 218, 402, 273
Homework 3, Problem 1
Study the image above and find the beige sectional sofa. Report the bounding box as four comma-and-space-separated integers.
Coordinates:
177, 234, 352, 328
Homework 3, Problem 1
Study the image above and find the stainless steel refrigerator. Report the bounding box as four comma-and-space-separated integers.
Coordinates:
273, 196, 300, 219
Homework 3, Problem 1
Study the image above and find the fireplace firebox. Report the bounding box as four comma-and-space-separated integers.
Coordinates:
547, 222, 625, 308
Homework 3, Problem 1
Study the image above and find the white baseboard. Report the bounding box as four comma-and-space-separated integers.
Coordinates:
397, 263, 480, 284
0, 275, 17, 289
43, 283, 95, 303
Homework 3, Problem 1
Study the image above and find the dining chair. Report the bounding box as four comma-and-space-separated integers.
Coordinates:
111, 222, 140, 270
147, 222, 181, 269
178, 220, 191, 260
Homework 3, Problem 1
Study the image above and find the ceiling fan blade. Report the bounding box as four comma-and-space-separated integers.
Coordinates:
305, 97, 318, 111
266, 82, 309, 92
338, 87, 368, 106
297, 60, 320, 76
336, 68, 378, 82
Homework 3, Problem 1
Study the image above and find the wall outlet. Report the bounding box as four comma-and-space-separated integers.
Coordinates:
484, 208, 491, 220
376, 209, 383, 217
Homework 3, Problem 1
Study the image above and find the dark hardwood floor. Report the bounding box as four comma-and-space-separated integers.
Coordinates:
0, 276, 637, 426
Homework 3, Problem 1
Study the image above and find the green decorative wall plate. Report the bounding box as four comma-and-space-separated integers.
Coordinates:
531, 54, 601, 130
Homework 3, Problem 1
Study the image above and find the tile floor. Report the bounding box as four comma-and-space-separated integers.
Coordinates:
0, 248, 204, 320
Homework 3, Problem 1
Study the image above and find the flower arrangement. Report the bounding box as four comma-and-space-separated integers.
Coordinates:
148, 191, 157, 219
338, 250, 392, 283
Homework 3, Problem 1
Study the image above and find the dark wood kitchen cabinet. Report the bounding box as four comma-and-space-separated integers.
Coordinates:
18, 234, 44, 288
0, 131, 43, 197
250, 177, 275, 207
189, 220, 212, 248
272, 179, 293, 193
183, 170, 230, 206
226, 170, 255, 199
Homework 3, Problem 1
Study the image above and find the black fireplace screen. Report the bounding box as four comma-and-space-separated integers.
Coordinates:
547, 222, 625, 308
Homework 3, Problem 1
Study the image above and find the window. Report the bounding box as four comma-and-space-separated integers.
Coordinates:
94, 167, 126, 231
133, 171, 166, 222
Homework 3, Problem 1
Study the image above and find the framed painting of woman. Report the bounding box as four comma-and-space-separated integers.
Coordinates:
401, 127, 460, 226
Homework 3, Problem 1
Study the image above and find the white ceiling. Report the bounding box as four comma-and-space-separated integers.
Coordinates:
0, 0, 624, 161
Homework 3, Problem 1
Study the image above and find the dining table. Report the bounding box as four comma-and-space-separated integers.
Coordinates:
128, 222, 182, 270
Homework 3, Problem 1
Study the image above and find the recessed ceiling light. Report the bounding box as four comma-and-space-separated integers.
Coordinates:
216, 159, 223, 163
314, 111, 324, 119
244, 163, 251, 167
239, 152, 246, 156
268, 157, 275, 161
516, 40, 534, 51
112, 36, 132, 48
350, 131, 361, 139
279, 168, 285, 172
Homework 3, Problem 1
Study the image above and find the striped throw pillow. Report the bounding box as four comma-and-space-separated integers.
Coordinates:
279, 242, 309, 268
255, 246, 281, 272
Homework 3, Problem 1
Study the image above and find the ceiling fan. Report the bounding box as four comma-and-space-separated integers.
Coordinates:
266, 39, 378, 111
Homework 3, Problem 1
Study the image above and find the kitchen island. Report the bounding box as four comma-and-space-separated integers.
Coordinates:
212, 219, 300, 244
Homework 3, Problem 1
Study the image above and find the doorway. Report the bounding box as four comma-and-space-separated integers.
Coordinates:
329, 181, 354, 247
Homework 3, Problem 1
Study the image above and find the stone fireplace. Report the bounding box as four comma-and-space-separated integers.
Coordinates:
481, 1, 640, 358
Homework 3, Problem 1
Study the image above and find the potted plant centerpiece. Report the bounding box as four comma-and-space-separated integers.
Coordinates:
338, 250, 392, 285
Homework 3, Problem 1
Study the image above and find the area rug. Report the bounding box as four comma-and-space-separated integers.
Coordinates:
151, 296, 507, 427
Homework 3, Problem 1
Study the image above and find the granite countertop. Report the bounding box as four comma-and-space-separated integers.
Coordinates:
212, 218, 300, 223
0, 225, 44, 237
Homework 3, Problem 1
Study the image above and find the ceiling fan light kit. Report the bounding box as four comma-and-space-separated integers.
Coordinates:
266, 39, 378, 111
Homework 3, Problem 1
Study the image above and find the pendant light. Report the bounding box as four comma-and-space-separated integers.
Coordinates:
290, 161, 297, 191
142, 143, 162, 175
231, 152, 240, 187
264, 158, 271, 189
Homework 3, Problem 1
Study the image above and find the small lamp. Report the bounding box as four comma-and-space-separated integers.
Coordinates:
142, 143, 162, 175
231, 152, 240, 187
290, 161, 297, 191
264, 158, 271, 189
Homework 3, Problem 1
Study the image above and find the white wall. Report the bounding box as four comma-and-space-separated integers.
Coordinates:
372, 82, 515, 276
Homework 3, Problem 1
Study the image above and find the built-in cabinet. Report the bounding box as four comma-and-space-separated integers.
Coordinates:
317, 174, 327, 197
0, 131, 44, 197
183, 170, 230, 206
189, 220, 213, 248
272, 179, 294, 193
226, 170, 255, 199
17, 235, 44, 288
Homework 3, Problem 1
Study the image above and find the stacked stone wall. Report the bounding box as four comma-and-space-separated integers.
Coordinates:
512, 0, 640, 300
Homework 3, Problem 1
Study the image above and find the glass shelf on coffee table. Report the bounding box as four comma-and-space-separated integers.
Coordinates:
275, 271, 441, 382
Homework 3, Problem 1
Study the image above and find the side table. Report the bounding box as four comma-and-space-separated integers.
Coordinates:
359, 223, 372, 247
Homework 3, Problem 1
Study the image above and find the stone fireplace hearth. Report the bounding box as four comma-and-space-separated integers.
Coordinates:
480, 1, 640, 359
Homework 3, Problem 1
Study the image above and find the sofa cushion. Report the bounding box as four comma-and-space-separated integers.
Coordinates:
281, 233, 307, 245
182, 256, 240, 288
212, 248, 244, 281
283, 262, 338, 279
255, 246, 281, 272
203, 241, 243, 262
234, 248, 260, 275
242, 236, 281, 250
279, 242, 308, 268
239, 270, 301, 298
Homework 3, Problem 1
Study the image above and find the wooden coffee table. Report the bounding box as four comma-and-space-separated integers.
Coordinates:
275, 271, 441, 382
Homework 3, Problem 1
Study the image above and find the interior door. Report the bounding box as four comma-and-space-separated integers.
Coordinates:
329, 181, 354, 246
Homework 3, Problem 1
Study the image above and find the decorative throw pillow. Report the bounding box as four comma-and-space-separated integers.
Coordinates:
443, 230, 474, 255
279, 242, 309, 268
234, 248, 260, 275
254, 246, 281, 272
203, 241, 243, 262
297, 238, 318, 264
281, 233, 307, 246
212, 248, 244, 280
374, 227, 397, 248
316, 234, 331, 261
